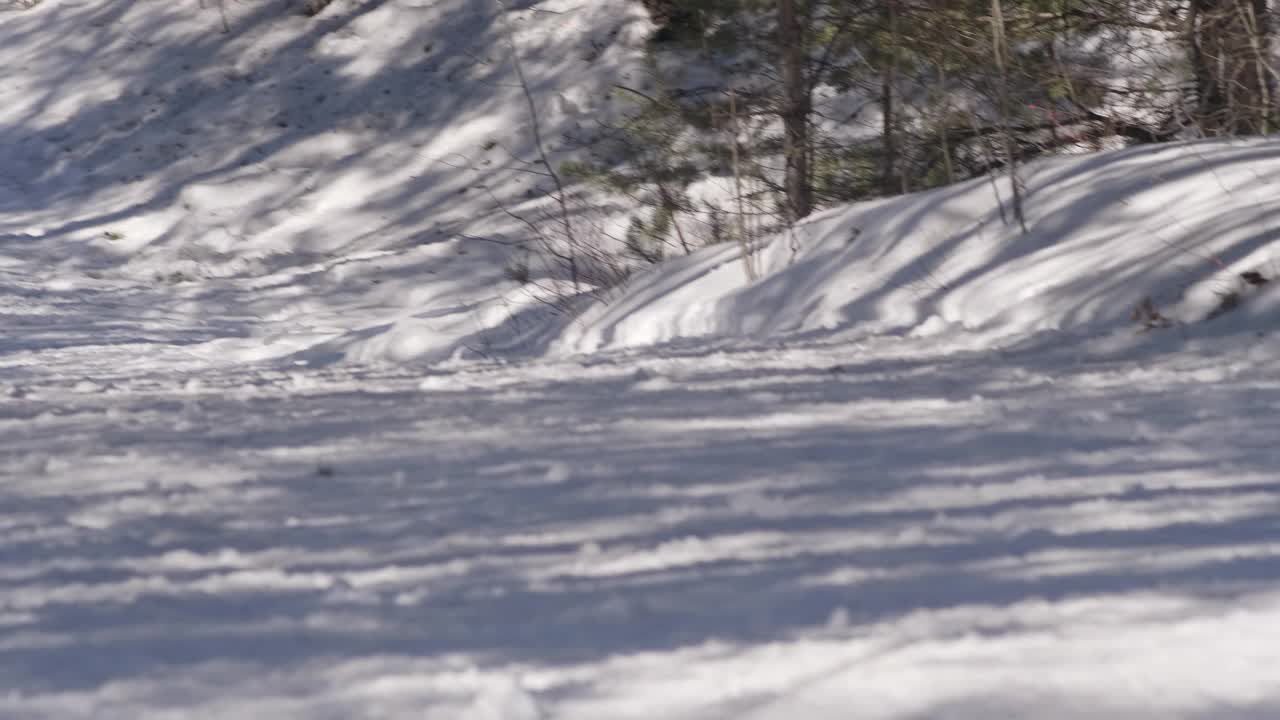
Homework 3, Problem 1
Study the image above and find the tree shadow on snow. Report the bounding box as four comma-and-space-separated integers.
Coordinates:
2, 348, 1279, 699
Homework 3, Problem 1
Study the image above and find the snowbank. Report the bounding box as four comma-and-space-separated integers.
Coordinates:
555, 139, 1280, 356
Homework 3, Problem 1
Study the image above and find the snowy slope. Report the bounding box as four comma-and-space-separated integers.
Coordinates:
0, 0, 649, 365
5, 0, 1278, 367
5, 2, 1280, 720
558, 138, 1280, 357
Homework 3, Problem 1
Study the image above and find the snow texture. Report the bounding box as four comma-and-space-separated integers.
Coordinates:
3, 1, 1280, 718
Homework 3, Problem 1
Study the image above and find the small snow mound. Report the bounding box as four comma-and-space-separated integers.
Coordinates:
462, 676, 543, 720
543, 461, 571, 483
418, 374, 455, 392
910, 314, 954, 338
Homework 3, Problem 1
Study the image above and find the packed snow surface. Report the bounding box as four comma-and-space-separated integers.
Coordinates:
4, 0, 1280, 718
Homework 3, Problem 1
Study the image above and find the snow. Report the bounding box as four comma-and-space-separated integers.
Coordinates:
6, 333, 1280, 718
558, 139, 1280, 355
4, 0, 1280, 718
0, 0, 651, 366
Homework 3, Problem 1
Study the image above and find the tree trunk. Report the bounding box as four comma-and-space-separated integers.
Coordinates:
882, 0, 899, 194
779, 0, 813, 221
991, 0, 1027, 234
1190, 0, 1273, 135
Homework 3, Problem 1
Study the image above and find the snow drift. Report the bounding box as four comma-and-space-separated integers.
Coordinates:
556, 138, 1280, 357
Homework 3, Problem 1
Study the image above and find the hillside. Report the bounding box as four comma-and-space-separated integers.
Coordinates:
4, 0, 1278, 366
1, 0, 649, 366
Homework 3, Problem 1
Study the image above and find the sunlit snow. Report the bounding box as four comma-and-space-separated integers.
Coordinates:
3, 0, 1280, 718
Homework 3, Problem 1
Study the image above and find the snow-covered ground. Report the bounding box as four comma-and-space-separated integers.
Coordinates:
6, 325, 1280, 719
5, 1, 1280, 718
